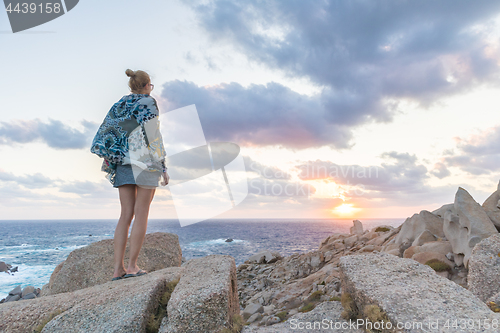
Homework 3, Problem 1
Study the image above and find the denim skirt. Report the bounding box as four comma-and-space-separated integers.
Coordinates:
113, 163, 161, 188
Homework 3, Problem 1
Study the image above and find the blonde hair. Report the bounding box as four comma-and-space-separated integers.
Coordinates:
125, 69, 150, 93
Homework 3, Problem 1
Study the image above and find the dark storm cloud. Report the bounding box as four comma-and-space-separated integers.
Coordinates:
174, 0, 500, 148
0, 119, 98, 149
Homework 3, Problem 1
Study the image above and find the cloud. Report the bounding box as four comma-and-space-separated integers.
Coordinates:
247, 177, 316, 197
0, 172, 119, 215
442, 125, 500, 175
430, 162, 451, 179
204, 55, 219, 71
0, 170, 59, 189
0, 119, 98, 149
240, 155, 315, 197
234, 192, 344, 216
243, 155, 292, 180
291, 150, 465, 207
58, 180, 114, 197
296, 151, 428, 192
239, 151, 460, 209
183, 50, 220, 71
160, 80, 354, 149
454, 125, 500, 156
352, 183, 460, 210
184, 51, 197, 64
182, 0, 500, 133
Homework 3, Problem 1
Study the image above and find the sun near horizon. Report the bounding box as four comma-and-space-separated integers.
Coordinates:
331, 203, 363, 218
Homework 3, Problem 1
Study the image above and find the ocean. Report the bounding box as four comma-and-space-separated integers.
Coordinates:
0, 218, 403, 300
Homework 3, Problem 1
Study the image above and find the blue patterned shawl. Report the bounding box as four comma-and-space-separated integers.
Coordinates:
90, 93, 167, 185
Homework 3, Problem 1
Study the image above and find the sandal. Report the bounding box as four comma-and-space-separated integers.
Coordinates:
111, 273, 126, 281
123, 269, 148, 278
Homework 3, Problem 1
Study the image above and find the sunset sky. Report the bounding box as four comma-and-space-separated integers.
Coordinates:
1, 0, 500, 221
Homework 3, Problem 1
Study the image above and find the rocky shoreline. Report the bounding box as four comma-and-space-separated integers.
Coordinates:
1, 181, 500, 332
237, 183, 500, 331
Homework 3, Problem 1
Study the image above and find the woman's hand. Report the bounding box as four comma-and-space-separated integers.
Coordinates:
161, 171, 170, 186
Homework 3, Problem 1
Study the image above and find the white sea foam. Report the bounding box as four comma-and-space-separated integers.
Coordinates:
1, 244, 86, 254
1, 244, 39, 249
0, 264, 56, 300
67, 234, 113, 239
185, 238, 247, 248
27, 245, 86, 253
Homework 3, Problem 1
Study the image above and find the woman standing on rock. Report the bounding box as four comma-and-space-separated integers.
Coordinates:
91, 69, 169, 281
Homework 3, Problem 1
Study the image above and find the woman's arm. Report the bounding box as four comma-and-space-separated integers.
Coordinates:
137, 97, 168, 173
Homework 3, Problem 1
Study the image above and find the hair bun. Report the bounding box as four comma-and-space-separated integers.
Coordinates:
125, 69, 136, 78
126, 69, 150, 93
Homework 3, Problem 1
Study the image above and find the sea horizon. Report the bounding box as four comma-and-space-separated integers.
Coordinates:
0, 218, 404, 300
0, 217, 407, 221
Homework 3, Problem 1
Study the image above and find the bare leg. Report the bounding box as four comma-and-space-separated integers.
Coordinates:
113, 184, 136, 278
126, 186, 156, 274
